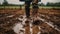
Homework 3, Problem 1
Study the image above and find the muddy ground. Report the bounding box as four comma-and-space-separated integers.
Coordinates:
0, 8, 60, 34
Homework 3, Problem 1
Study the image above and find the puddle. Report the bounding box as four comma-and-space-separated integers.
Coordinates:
7, 15, 14, 17
13, 22, 25, 34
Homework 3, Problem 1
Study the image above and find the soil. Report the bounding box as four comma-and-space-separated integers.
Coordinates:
0, 8, 60, 34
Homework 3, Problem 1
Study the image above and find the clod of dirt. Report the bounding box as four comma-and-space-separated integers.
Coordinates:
20, 16, 23, 19
20, 30, 24, 32
32, 20, 43, 25
5, 30, 16, 34
25, 20, 29, 24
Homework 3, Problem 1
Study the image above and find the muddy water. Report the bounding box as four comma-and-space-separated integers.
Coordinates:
13, 15, 26, 34
12, 15, 41, 34
13, 23, 25, 34
13, 15, 60, 34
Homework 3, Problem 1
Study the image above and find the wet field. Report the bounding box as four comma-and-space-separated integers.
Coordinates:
0, 8, 60, 34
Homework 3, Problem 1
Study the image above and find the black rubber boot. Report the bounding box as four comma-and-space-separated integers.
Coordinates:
25, 1, 31, 18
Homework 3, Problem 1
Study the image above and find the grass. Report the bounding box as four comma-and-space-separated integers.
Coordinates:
39, 6, 60, 9
0, 6, 60, 9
